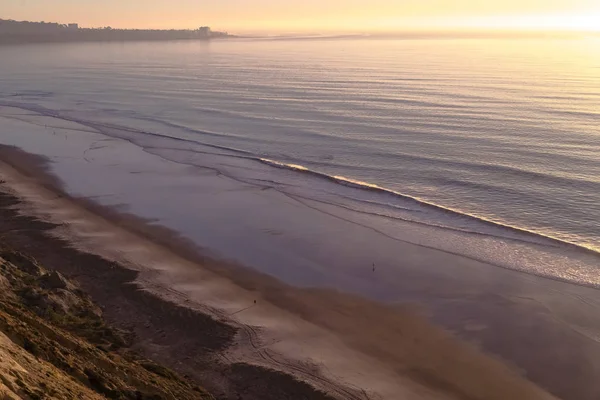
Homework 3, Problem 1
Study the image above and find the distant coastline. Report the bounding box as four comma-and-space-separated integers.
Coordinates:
0, 18, 235, 44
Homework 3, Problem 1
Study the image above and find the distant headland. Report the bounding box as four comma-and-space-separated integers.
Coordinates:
0, 19, 234, 44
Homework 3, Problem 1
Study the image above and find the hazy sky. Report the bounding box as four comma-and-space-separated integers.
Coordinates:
2, 0, 600, 32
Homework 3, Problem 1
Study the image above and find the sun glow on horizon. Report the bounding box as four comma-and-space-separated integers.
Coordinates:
459, 14, 600, 32
311, 11, 600, 34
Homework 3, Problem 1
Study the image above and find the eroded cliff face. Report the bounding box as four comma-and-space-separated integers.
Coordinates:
0, 248, 211, 400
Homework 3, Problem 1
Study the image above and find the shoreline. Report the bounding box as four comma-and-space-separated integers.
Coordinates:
1, 102, 598, 291
0, 147, 562, 399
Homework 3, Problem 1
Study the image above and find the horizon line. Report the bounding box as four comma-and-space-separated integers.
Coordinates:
2, 17, 600, 37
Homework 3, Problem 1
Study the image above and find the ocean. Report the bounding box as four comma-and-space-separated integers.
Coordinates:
0, 37, 599, 294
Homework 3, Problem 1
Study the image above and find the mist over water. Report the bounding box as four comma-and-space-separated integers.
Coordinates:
0, 37, 599, 287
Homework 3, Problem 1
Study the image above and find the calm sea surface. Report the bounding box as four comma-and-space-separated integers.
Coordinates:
1, 37, 599, 282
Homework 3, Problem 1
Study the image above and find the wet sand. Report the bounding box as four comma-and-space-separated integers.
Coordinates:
0, 144, 586, 399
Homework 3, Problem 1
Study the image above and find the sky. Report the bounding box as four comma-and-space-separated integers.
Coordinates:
2, 0, 600, 33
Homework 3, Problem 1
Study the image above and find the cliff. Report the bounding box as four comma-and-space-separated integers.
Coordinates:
0, 247, 211, 399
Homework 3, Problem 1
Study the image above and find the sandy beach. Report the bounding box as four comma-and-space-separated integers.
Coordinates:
0, 138, 597, 399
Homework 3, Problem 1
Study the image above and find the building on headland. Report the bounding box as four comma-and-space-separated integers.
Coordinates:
0, 19, 232, 44
198, 26, 211, 38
